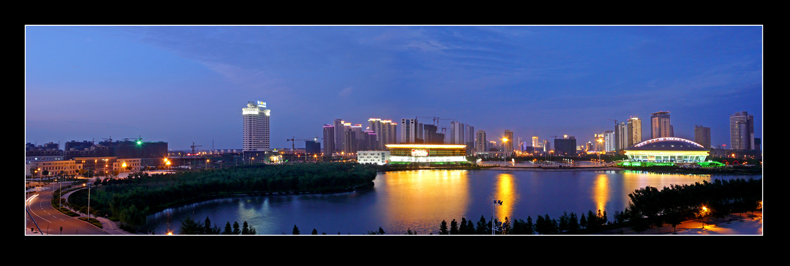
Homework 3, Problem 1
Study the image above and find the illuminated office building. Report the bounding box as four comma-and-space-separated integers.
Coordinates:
243, 101, 270, 151
730, 111, 755, 150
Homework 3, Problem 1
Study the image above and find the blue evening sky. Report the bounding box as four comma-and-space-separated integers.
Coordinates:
25, 25, 762, 151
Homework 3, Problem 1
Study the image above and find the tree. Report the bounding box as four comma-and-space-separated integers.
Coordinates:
580, 213, 587, 230
476, 215, 490, 235
378, 227, 385, 235
232, 221, 241, 235
242, 221, 250, 235
568, 212, 579, 233
439, 220, 449, 234
450, 219, 459, 234
312, 229, 318, 235
559, 212, 569, 233
223, 221, 232, 234
178, 217, 202, 234
204, 217, 213, 235
525, 216, 534, 235
292, 225, 300, 235
459, 217, 468, 234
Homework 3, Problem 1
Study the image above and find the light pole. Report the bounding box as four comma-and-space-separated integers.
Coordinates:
87, 182, 91, 220
492, 199, 503, 235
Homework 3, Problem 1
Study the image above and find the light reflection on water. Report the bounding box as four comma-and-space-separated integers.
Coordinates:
141, 169, 756, 235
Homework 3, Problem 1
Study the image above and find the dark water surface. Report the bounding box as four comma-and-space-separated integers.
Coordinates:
141, 169, 760, 235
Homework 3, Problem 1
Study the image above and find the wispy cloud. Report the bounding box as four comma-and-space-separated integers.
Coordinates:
339, 86, 353, 97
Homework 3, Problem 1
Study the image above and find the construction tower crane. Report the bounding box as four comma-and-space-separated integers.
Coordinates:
190, 142, 202, 155
286, 137, 311, 162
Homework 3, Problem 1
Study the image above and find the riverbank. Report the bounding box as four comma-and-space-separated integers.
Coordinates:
488, 166, 620, 171
599, 211, 762, 235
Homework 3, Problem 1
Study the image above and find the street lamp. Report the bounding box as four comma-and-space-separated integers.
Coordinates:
700, 206, 708, 230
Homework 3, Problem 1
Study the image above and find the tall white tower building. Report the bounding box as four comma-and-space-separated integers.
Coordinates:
243, 101, 271, 151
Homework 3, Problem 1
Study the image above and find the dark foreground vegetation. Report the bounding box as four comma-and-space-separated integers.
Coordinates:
435, 178, 761, 235
68, 163, 377, 231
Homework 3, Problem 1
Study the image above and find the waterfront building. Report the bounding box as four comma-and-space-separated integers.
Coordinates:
242, 101, 270, 151
417, 123, 424, 143
381, 120, 397, 145
554, 135, 576, 156
593, 134, 604, 152
651, 111, 672, 139
694, 124, 712, 149
322, 124, 335, 157
450, 121, 465, 144
503, 130, 513, 155
356, 150, 390, 165
604, 130, 615, 152
385, 144, 468, 164
616, 121, 627, 151
627, 117, 642, 147
401, 118, 417, 144
624, 137, 709, 163
334, 119, 344, 152
532, 136, 540, 149
730, 111, 755, 150
465, 124, 475, 155
475, 130, 487, 153
543, 139, 549, 152
343, 127, 357, 154
423, 124, 442, 144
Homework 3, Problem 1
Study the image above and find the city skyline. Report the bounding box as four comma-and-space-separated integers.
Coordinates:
25, 25, 762, 150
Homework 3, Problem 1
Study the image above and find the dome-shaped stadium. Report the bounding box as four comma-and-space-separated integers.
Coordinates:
624, 137, 709, 163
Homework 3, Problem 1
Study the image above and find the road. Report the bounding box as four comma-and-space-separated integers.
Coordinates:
25, 183, 108, 235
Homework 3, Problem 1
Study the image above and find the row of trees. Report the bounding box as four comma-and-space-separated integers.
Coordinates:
72, 163, 377, 229
437, 209, 612, 235
178, 216, 257, 235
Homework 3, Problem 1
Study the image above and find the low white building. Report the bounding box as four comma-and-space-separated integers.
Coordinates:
356, 151, 390, 165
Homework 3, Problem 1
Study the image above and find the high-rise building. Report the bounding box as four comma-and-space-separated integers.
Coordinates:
593, 134, 604, 151
554, 135, 576, 156
532, 136, 540, 148
423, 124, 441, 144
305, 139, 321, 155
334, 119, 344, 152
322, 124, 335, 157
616, 121, 627, 151
730, 111, 755, 150
504, 130, 514, 154
627, 117, 642, 147
476, 130, 487, 153
384, 120, 397, 145
242, 101, 270, 151
651, 111, 671, 139
694, 124, 712, 149
604, 130, 615, 152
401, 118, 417, 144
450, 121, 465, 144
543, 139, 550, 152
344, 127, 357, 154
417, 123, 424, 143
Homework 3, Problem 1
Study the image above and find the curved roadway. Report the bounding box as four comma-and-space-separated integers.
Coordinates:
25, 184, 108, 235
